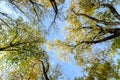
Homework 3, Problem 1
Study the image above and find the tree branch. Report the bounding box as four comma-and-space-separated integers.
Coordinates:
0, 41, 38, 51
0, 18, 11, 29
45, 62, 49, 73
8, 0, 25, 15
82, 34, 119, 44
40, 60, 49, 80
49, 0, 58, 16
101, 4, 120, 20
72, 11, 120, 25
48, 0, 58, 30
29, 0, 40, 20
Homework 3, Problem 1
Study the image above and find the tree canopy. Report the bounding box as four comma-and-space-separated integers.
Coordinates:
0, 0, 120, 80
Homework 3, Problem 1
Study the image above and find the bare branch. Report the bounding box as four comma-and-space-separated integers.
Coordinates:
0, 18, 11, 29
73, 11, 120, 25
49, 0, 58, 16
0, 12, 7, 16
82, 34, 119, 44
48, 0, 58, 31
8, 0, 25, 15
29, 0, 40, 20
0, 12, 12, 19
40, 60, 49, 80
101, 4, 120, 20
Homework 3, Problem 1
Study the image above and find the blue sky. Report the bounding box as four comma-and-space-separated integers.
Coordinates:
43, 0, 83, 79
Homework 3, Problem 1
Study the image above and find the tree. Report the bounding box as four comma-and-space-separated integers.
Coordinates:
0, 18, 44, 51
0, 0, 66, 79
0, 19, 64, 80
74, 51, 120, 80
48, 0, 120, 64
0, 0, 64, 27
85, 61, 119, 80
0, 17, 45, 79
1, 0, 120, 79
45, 1, 120, 79
0, 53, 64, 80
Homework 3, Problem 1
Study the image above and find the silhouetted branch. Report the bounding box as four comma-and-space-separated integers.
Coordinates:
82, 34, 118, 44
8, 0, 25, 15
73, 27, 120, 47
0, 41, 39, 51
0, 18, 11, 29
49, 0, 58, 16
80, 27, 120, 44
101, 4, 120, 20
40, 60, 49, 80
48, 0, 58, 31
0, 12, 12, 19
73, 11, 120, 25
29, 0, 40, 20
